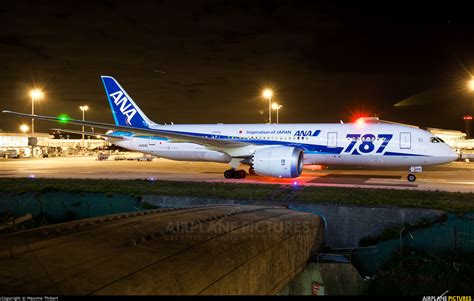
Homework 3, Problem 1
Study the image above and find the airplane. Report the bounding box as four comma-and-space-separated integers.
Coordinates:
3, 76, 458, 182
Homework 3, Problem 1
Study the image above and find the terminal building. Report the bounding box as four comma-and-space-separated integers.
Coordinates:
0, 131, 109, 158
425, 128, 474, 160
426, 127, 468, 148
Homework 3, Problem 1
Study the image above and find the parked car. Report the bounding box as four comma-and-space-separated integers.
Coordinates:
136, 155, 153, 161
4, 149, 19, 158
97, 153, 109, 161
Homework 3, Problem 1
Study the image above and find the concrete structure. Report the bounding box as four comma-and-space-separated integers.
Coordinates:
0, 205, 323, 295
287, 204, 445, 248
142, 197, 446, 248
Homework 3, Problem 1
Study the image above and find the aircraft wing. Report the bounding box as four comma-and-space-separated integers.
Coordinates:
50, 128, 125, 140
2, 111, 251, 148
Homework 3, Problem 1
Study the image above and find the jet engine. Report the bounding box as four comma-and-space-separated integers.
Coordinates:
251, 146, 304, 178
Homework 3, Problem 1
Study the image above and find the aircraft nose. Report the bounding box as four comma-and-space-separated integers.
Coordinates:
447, 146, 459, 161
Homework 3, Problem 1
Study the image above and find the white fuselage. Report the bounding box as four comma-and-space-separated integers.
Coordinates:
106, 122, 457, 167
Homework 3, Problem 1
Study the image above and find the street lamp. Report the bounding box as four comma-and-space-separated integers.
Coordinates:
20, 124, 29, 133
262, 88, 273, 124
467, 78, 474, 139
272, 103, 283, 124
29, 89, 44, 136
468, 78, 474, 91
79, 105, 89, 151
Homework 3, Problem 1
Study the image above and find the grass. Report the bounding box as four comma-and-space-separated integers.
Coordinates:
0, 178, 472, 213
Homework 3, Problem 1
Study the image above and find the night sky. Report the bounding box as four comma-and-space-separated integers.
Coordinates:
1, 1, 473, 133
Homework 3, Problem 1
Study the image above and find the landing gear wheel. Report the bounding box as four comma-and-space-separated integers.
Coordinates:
235, 170, 246, 179
224, 169, 235, 179
248, 167, 256, 175
407, 173, 416, 182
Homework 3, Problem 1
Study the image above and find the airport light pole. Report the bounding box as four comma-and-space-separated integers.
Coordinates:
272, 103, 282, 124
29, 89, 43, 136
262, 89, 273, 124
467, 78, 474, 139
80, 105, 89, 151
469, 78, 474, 109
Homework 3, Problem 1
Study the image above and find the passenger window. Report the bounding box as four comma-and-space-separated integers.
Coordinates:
430, 137, 439, 143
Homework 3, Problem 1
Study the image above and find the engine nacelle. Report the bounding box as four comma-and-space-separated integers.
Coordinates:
251, 146, 304, 178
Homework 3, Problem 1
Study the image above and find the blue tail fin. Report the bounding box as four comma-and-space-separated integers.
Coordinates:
101, 76, 157, 128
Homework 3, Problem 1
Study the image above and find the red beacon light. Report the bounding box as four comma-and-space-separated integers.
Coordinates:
463, 115, 473, 120
354, 116, 379, 128
355, 118, 366, 126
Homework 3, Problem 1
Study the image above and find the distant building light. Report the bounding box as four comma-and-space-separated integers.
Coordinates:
19, 124, 30, 133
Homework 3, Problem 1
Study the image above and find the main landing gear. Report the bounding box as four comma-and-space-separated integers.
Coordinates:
224, 169, 247, 179
407, 166, 422, 182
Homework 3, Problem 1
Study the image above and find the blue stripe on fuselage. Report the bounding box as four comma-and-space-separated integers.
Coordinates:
383, 151, 425, 157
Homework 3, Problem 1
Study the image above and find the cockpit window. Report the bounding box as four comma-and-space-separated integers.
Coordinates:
430, 137, 444, 143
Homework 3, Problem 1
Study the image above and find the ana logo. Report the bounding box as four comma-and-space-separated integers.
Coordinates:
109, 91, 137, 125
294, 130, 321, 137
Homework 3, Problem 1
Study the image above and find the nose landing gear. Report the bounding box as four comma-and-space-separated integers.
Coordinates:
407, 166, 422, 182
